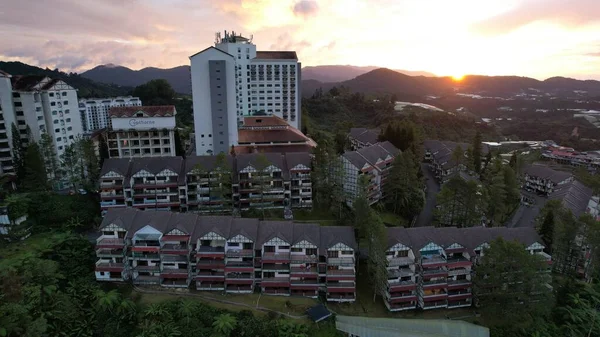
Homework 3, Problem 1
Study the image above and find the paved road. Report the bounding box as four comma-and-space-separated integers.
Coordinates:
414, 163, 440, 227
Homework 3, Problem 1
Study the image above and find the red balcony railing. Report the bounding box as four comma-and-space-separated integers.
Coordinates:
96, 237, 125, 248
95, 262, 124, 272
262, 252, 291, 263
389, 295, 418, 304
261, 277, 291, 287
160, 269, 189, 279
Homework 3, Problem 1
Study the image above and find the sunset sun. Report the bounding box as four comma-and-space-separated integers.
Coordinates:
452, 74, 465, 81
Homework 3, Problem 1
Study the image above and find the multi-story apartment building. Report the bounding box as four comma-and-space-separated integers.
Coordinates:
523, 164, 573, 195
105, 106, 177, 158
79, 96, 141, 132
383, 226, 550, 312
235, 115, 316, 154
348, 128, 380, 150
95, 208, 357, 302
190, 30, 301, 155
99, 153, 313, 215
9, 75, 83, 160
0, 71, 16, 174
341, 141, 399, 206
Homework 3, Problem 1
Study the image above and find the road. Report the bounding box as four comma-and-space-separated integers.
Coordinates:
414, 163, 440, 227
506, 194, 545, 228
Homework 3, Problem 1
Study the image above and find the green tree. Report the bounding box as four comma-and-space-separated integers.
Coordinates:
538, 207, 556, 250
22, 143, 47, 191
10, 123, 26, 183
39, 133, 59, 180
474, 238, 553, 328
366, 212, 388, 302
253, 154, 272, 219
60, 143, 80, 190
352, 175, 371, 239
212, 313, 237, 337
277, 320, 309, 337
385, 152, 424, 219
435, 176, 485, 227
472, 131, 482, 174
174, 129, 185, 157
132, 79, 176, 106
214, 152, 233, 212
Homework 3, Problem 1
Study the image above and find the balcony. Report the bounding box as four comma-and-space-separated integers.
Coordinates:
290, 254, 318, 263
197, 260, 226, 269
100, 181, 123, 189
388, 268, 414, 278
95, 261, 124, 272
96, 248, 124, 257
262, 252, 290, 263
131, 244, 161, 253
388, 256, 414, 267
326, 282, 355, 292
261, 263, 290, 272
226, 249, 254, 258
388, 280, 417, 292
447, 292, 472, 301
448, 268, 471, 277
226, 274, 254, 284
100, 192, 125, 200
161, 234, 190, 242
131, 252, 161, 260
261, 277, 291, 287
388, 295, 418, 304
326, 269, 355, 281
224, 261, 254, 273
290, 267, 318, 276
160, 269, 189, 279
196, 246, 225, 258
447, 280, 472, 290
327, 257, 355, 266
133, 275, 160, 284
134, 265, 160, 272
134, 180, 179, 189
422, 279, 448, 290
96, 237, 125, 249
326, 294, 355, 302
161, 244, 189, 255
421, 256, 447, 268
100, 201, 126, 208
447, 299, 472, 309
290, 279, 320, 289
387, 302, 417, 311
446, 257, 472, 269
421, 292, 448, 302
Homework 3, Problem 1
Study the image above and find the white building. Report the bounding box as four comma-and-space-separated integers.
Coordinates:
106, 106, 177, 158
9, 75, 83, 160
0, 71, 16, 174
190, 30, 301, 155
79, 96, 141, 133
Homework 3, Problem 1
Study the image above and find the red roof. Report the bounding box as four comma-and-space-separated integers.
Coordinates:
255, 51, 298, 60
242, 115, 290, 127
109, 106, 176, 118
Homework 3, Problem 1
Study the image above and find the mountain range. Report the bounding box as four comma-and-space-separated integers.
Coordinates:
3, 61, 600, 100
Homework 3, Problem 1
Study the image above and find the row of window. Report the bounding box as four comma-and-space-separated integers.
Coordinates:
48, 92, 68, 97
50, 101, 69, 106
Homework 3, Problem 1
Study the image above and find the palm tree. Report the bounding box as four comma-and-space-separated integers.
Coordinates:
177, 300, 197, 327
94, 289, 120, 313
144, 303, 169, 320
212, 313, 237, 337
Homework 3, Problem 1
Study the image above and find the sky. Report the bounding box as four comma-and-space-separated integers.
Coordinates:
1, 0, 600, 80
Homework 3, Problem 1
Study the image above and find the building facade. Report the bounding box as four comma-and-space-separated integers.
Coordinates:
341, 141, 399, 206
0, 71, 16, 174
99, 152, 313, 215
79, 96, 141, 133
105, 106, 177, 158
190, 31, 301, 155
95, 208, 357, 301
523, 164, 573, 195
348, 128, 379, 150
384, 226, 551, 312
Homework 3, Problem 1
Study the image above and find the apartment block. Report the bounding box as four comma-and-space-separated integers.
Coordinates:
99, 152, 313, 215
105, 106, 176, 158
96, 208, 357, 301
341, 141, 400, 206
79, 96, 141, 132
234, 115, 316, 154
0, 71, 16, 174
523, 164, 573, 195
190, 30, 302, 155
383, 226, 551, 312
348, 128, 380, 150
423, 140, 491, 184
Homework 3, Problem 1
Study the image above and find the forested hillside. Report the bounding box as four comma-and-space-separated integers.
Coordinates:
0, 61, 132, 98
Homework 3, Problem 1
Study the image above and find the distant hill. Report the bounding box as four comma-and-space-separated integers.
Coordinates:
82, 64, 191, 94
0, 61, 131, 98
301, 65, 435, 82
302, 69, 600, 98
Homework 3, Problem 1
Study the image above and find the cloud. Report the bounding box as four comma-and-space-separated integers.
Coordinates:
293, 0, 319, 17
472, 0, 600, 35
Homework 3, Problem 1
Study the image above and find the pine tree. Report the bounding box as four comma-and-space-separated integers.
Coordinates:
61, 143, 80, 190
539, 210, 555, 250
39, 133, 59, 180
366, 212, 388, 302
385, 152, 424, 219
214, 152, 232, 213
11, 123, 26, 182
22, 143, 47, 191
352, 175, 371, 239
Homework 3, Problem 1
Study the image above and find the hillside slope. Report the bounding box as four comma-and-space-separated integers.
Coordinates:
82, 65, 191, 94
0, 61, 131, 98
301, 65, 434, 82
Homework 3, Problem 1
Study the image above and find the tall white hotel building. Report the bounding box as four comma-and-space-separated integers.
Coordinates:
190, 31, 301, 155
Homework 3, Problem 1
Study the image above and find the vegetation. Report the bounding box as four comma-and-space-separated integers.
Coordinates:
384, 152, 424, 220
435, 175, 485, 227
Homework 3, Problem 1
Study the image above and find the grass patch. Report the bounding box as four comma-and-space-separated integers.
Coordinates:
0, 232, 70, 268
379, 211, 408, 227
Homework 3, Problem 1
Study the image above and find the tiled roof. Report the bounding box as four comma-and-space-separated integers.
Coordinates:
349, 128, 379, 145
235, 153, 287, 173
549, 180, 593, 217
40, 78, 60, 90
425, 140, 489, 169
255, 51, 298, 60
10, 75, 46, 91
100, 208, 358, 251
284, 152, 312, 170
237, 129, 309, 143
100, 158, 132, 177
342, 142, 400, 169
385, 226, 543, 256
242, 115, 290, 127
524, 164, 572, 184
130, 156, 183, 176
233, 144, 315, 155
184, 155, 234, 174
0, 70, 11, 77
109, 105, 176, 118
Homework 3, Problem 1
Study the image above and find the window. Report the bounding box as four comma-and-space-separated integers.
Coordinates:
14, 102, 22, 107
51, 102, 56, 106
66, 118, 71, 122
58, 146, 63, 150
208, 134, 212, 137
67, 126, 72, 131
63, 101, 68, 105
53, 120, 58, 124
17, 120, 25, 125
55, 128, 60, 133
12, 93, 19, 98
69, 135, 74, 140
291, 248, 302, 253
16, 111, 23, 116
57, 137, 62, 141
49, 93, 54, 97
65, 109, 69, 114
61, 92, 67, 96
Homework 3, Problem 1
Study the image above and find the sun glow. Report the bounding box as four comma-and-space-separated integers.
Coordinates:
452, 74, 465, 81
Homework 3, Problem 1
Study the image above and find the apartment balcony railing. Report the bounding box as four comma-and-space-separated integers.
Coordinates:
388, 256, 414, 267
195, 271, 225, 281
448, 268, 471, 277
160, 269, 189, 278
421, 256, 447, 267
290, 254, 318, 263
422, 268, 448, 278
326, 282, 356, 292
133, 275, 161, 284
131, 252, 161, 260
95, 261, 124, 272
388, 268, 413, 278
226, 249, 254, 258
261, 277, 291, 287
134, 265, 160, 272
446, 257, 472, 268
196, 260, 226, 269
224, 261, 254, 273
262, 252, 291, 262
161, 244, 189, 254
100, 181, 123, 189
327, 257, 355, 266
421, 292, 448, 302
96, 248, 124, 257
291, 267, 318, 275
196, 246, 225, 257
96, 237, 125, 248
261, 263, 290, 271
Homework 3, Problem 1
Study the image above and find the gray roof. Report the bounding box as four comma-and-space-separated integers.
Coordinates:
284, 152, 312, 170
425, 140, 489, 169
100, 158, 132, 177
524, 164, 572, 184
292, 222, 321, 246
320, 226, 358, 251
549, 180, 593, 217
130, 156, 183, 176
194, 216, 232, 241
342, 151, 370, 169
349, 128, 379, 145
343, 142, 400, 169
385, 226, 543, 256
235, 153, 287, 172
257, 220, 294, 246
